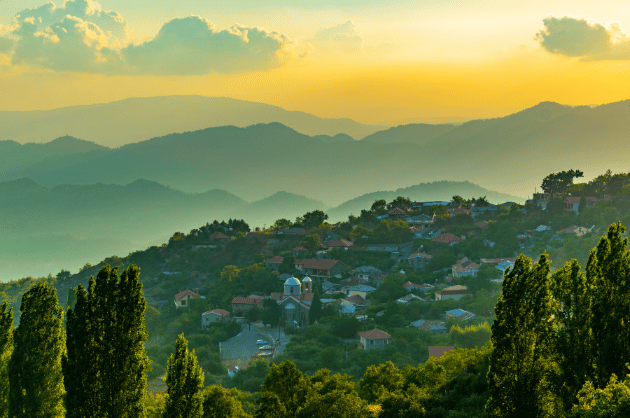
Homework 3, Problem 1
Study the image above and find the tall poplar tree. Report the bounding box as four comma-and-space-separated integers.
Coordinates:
63, 264, 149, 418
163, 334, 204, 418
9, 283, 65, 418
0, 303, 13, 418
486, 253, 560, 418
587, 222, 630, 388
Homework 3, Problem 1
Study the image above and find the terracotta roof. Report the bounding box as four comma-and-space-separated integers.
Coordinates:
174, 290, 200, 301
431, 233, 463, 244
210, 232, 229, 240
388, 207, 407, 216
436, 288, 471, 296
359, 328, 391, 340
475, 221, 489, 229
428, 346, 454, 358
480, 257, 516, 264
232, 296, 264, 305
403, 281, 422, 288
408, 252, 432, 259
325, 240, 354, 248
292, 246, 307, 251
344, 294, 366, 305
266, 256, 284, 264
206, 309, 230, 317
450, 207, 471, 215
295, 259, 346, 271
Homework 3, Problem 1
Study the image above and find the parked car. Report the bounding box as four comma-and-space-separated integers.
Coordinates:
259, 345, 274, 351
256, 339, 267, 345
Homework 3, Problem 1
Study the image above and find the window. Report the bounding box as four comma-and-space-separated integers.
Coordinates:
290, 287, 293, 294
370, 339, 374, 345
181, 300, 186, 306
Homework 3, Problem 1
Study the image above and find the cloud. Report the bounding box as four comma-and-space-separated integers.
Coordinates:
0, 37, 14, 54
310, 21, 362, 53
1, 1, 293, 74
536, 16, 630, 61
121, 16, 292, 75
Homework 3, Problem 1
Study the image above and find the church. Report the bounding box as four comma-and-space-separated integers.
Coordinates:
270, 276, 314, 327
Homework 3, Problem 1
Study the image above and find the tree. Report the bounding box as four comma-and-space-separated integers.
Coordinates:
257, 361, 310, 417
301, 234, 322, 254
371, 199, 387, 212
387, 196, 412, 210
0, 303, 12, 418
262, 299, 281, 328
63, 264, 150, 418
485, 254, 560, 418
360, 361, 403, 403
309, 292, 322, 324
202, 386, 247, 418
302, 210, 329, 229
541, 169, 584, 195
9, 283, 65, 418
272, 218, 293, 231
570, 374, 630, 418
451, 195, 468, 205
245, 305, 262, 329
163, 334, 204, 418
587, 222, 630, 388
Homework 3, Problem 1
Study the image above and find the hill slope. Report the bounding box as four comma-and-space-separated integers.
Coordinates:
0, 96, 383, 146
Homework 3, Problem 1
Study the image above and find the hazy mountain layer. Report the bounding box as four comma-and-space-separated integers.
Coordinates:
361, 123, 457, 145
326, 181, 521, 222
0, 96, 383, 147
0, 178, 325, 280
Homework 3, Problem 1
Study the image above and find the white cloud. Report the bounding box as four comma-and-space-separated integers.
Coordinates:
310, 21, 362, 53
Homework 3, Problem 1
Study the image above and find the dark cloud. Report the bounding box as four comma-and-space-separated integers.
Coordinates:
310, 21, 362, 53
536, 16, 630, 61
1, 1, 293, 74
121, 16, 291, 75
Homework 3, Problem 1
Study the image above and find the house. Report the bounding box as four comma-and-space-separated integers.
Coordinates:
470, 204, 498, 218
429, 346, 454, 358
231, 296, 264, 313
564, 196, 597, 214
410, 320, 447, 333
431, 233, 463, 246
265, 256, 284, 272
292, 246, 307, 257
397, 294, 426, 304
322, 281, 340, 293
325, 240, 354, 249
475, 220, 489, 229
209, 231, 229, 242
388, 207, 407, 217
294, 259, 348, 279
414, 201, 450, 208
481, 258, 516, 272
202, 309, 230, 329
557, 225, 592, 237
408, 252, 432, 271
371, 273, 387, 287
403, 281, 433, 293
445, 308, 475, 321
350, 266, 383, 281
364, 243, 403, 252
359, 328, 392, 351
451, 257, 480, 277
449, 207, 472, 216
526, 193, 550, 210
227, 366, 239, 378
174, 290, 200, 308
346, 284, 377, 298
435, 285, 470, 301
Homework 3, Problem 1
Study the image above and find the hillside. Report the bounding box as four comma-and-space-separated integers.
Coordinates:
361, 123, 457, 145
0, 96, 383, 146
326, 181, 522, 221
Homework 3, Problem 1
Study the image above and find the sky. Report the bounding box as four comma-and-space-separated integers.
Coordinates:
0, 0, 629, 124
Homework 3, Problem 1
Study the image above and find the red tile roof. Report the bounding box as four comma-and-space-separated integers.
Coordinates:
292, 246, 307, 252
359, 328, 391, 339
450, 207, 471, 215
232, 296, 264, 305
266, 256, 284, 264
344, 294, 366, 305
428, 346, 454, 358
431, 233, 463, 244
295, 259, 347, 271
210, 232, 229, 240
174, 290, 200, 301
408, 251, 432, 259
206, 309, 230, 317
388, 207, 407, 216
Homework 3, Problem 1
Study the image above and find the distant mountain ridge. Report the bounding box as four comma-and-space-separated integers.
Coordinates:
0, 96, 383, 147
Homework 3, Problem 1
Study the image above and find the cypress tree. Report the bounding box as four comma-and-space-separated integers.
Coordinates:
63, 264, 149, 418
310, 291, 322, 324
9, 283, 65, 418
0, 303, 13, 418
486, 253, 560, 418
163, 334, 204, 418
587, 222, 630, 388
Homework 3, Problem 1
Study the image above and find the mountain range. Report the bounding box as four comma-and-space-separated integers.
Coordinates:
0, 96, 383, 146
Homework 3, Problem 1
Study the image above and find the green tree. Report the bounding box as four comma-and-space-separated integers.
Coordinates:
387, 196, 412, 210
570, 374, 630, 418
541, 169, 584, 195
0, 303, 13, 418
262, 299, 281, 328
359, 361, 403, 403
451, 195, 468, 205
371, 199, 387, 212
257, 361, 310, 417
300, 234, 322, 254
202, 386, 247, 418
245, 305, 262, 329
163, 334, 204, 418
309, 292, 322, 324
302, 210, 329, 229
485, 253, 560, 418
63, 264, 150, 418
587, 222, 630, 388
9, 283, 65, 418
272, 218, 293, 231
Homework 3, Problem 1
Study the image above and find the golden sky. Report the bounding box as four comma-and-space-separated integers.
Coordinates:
1, 0, 629, 124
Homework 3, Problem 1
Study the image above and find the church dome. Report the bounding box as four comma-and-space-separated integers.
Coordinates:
302, 276, 312, 282
284, 276, 301, 286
